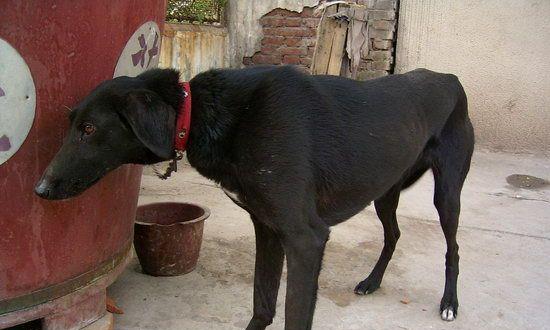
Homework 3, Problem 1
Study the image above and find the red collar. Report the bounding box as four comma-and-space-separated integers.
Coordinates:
174, 82, 191, 159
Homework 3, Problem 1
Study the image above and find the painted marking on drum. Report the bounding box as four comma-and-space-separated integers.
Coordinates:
130, 32, 159, 68
0, 135, 11, 151
131, 34, 148, 67
147, 32, 159, 67
0, 87, 6, 151
114, 21, 160, 78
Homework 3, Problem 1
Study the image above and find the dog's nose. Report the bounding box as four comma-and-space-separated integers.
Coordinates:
34, 176, 52, 199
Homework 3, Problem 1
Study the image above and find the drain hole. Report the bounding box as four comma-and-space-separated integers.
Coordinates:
506, 174, 549, 190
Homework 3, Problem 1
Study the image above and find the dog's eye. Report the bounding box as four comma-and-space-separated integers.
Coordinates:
82, 123, 96, 136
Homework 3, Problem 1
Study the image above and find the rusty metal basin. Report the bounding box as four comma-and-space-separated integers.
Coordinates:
134, 203, 210, 276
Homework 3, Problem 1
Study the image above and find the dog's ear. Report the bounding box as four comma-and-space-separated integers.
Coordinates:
138, 69, 183, 110
120, 90, 176, 159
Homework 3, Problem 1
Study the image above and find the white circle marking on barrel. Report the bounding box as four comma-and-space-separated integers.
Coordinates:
0, 38, 37, 166
113, 21, 161, 78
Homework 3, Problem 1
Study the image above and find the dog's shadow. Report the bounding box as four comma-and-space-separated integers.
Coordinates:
189, 235, 406, 308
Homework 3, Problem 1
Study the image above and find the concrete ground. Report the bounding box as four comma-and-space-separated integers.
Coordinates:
108, 150, 550, 330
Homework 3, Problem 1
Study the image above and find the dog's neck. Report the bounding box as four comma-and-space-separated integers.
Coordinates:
140, 68, 250, 186
183, 70, 245, 185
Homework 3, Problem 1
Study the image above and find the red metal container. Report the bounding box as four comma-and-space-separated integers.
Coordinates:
0, 1, 166, 328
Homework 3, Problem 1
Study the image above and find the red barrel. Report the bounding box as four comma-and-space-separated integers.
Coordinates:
0, 1, 166, 328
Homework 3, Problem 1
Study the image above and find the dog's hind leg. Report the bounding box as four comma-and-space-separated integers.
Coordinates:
433, 157, 469, 322
432, 114, 474, 321
247, 216, 285, 330
354, 186, 401, 295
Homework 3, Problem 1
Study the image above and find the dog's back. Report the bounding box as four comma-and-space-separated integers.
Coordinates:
200, 66, 470, 224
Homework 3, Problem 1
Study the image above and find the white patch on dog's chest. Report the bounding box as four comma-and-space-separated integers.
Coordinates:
222, 187, 243, 204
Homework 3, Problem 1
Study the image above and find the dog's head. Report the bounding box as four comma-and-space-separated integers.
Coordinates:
35, 69, 182, 200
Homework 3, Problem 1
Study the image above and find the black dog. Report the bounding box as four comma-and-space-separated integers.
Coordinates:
35, 66, 474, 329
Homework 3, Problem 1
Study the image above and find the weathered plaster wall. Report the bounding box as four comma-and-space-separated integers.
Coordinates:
225, 0, 319, 68
396, 0, 550, 154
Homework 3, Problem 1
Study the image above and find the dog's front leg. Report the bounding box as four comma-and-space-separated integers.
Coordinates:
282, 224, 329, 330
246, 216, 285, 330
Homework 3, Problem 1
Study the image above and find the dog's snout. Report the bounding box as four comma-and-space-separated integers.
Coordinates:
34, 176, 53, 199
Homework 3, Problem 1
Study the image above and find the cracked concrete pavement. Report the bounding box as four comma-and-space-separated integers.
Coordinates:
108, 150, 549, 329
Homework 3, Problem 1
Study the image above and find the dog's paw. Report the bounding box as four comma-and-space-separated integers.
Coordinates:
440, 307, 456, 321
353, 277, 381, 295
440, 296, 458, 321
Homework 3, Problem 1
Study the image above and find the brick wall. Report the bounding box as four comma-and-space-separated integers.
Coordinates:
243, 0, 398, 80
242, 7, 320, 68
357, 0, 398, 79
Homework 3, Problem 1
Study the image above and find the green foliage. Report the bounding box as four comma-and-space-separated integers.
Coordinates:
166, 0, 227, 24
